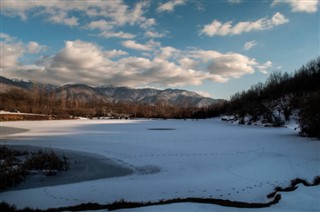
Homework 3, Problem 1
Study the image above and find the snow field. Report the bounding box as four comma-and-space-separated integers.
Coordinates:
0, 118, 319, 211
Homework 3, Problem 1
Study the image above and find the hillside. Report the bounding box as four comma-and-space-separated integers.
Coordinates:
222, 57, 320, 138
0, 76, 226, 119
0, 76, 222, 108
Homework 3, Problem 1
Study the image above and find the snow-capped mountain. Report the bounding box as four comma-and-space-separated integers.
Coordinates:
0, 76, 224, 107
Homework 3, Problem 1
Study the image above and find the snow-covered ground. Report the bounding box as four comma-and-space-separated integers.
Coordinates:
0, 118, 319, 211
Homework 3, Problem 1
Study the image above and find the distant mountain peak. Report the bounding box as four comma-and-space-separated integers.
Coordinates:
0, 76, 224, 108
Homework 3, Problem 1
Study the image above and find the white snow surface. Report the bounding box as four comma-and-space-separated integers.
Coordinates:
115, 184, 320, 212
0, 118, 319, 211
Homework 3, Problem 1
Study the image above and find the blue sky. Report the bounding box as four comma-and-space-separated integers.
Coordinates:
1, 0, 319, 99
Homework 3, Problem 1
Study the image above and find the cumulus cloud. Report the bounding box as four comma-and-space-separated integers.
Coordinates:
0, 40, 24, 69
26, 41, 47, 53
158, 46, 179, 59
51, 40, 107, 70
121, 40, 160, 51
200, 12, 289, 37
178, 57, 198, 69
104, 49, 128, 58
272, 0, 319, 13
0, 0, 155, 39
2, 36, 273, 88
243, 40, 257, 51
191, 50, 258, 79
157, 0, 186, 13
0, 33, 46, 70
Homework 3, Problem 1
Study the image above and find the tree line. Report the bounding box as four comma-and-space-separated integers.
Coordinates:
220, 57, 320, 138
0, 87, 225, 120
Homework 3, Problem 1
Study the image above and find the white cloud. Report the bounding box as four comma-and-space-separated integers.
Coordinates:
257, 61, 272, 74
122, 40, 152, 51
200, 12, 289, 37
140, 18, 156, 29
86, 20, 113, 31
104, 49, 128, 58
272, 0, 319, 13
157, 0, 186, 13
26, 41, 47, 53
178, 57, 198, 69
2, 37, 273, 88
195, 90, 211, 97
0, 33, 14, 42
0, 33, 46, 70
243, 40, 257, 51
159, 46, 179, 59
191, 50, 258, 79
51, 40, 107, 70
0, 0, 155, 38
144, 30, 167, 38
1, 0, 149, 26
227, 0, 242, 4
46, 11, 79, 26
121, 40, 160, 51
99, 31, 135, 39
0, 41, 24, 69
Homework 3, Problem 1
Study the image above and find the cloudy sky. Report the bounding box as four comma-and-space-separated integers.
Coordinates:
1, 0, 319, 99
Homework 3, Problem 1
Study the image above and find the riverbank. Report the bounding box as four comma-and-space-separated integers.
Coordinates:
1, 145, 133, 191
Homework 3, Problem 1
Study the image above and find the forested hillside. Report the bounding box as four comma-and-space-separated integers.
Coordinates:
222, 57, 320, 138
0, 86, 224, 120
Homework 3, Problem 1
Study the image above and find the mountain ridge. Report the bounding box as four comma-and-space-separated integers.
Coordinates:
0, 76, 224, 108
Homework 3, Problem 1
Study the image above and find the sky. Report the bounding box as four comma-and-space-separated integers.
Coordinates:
0, 0, 319, 99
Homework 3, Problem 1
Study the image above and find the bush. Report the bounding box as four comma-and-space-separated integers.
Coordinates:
0, 202, 16, 212
0, 147, 69, 190
23, 150, 69, 172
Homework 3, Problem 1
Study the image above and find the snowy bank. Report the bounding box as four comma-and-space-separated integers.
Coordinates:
0, 119, 319, 211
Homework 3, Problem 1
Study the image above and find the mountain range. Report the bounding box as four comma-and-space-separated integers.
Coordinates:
0, 76, 224, 108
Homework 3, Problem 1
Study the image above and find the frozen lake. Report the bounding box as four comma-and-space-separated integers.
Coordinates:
0, 118, 319, 211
